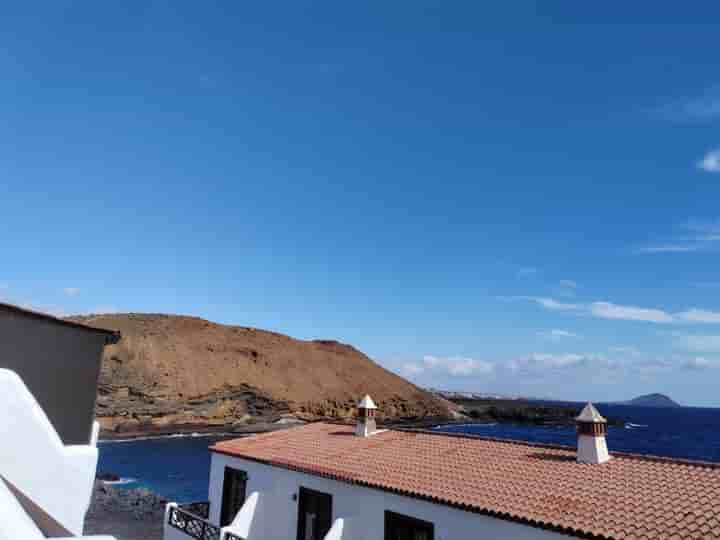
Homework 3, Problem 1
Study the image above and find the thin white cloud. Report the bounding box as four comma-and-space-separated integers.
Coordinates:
538, 329, 579, 340
63, 287, 80, 297
521, 296, 720, 325
635, 244, 701, 254
660, 87, 720, 122
675, 334, 720, 353
676, 309, 720, 324
507, 354, 620, 383
698, 149, 720, 173
682, 357, 718, 370
590, 301, 674, 323
526, 297, 581, 311
401, 355, 495, 378
636, 220, 720, 254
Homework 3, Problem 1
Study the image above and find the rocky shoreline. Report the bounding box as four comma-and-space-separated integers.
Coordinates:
85, 482, 167, 540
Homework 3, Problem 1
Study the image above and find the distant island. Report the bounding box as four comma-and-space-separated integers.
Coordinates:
621, 393, 681, 408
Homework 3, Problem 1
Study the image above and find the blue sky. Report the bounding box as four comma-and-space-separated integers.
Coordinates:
2, 3, 720, 405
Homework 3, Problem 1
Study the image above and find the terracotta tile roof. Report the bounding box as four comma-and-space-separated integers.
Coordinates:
210, 422, 720, 539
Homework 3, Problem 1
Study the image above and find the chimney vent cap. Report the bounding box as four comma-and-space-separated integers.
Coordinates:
576, 402, 607, 423
358, 394, 377, 409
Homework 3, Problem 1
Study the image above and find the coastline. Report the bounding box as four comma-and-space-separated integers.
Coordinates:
98, 419, 301, 441
85, 481, 166, 540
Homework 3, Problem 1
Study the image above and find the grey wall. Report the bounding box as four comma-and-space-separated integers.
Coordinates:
0, 310, 107, 445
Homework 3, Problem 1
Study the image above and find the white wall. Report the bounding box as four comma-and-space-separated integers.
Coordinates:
208, 452, 568, 540
0, 369, 98, 537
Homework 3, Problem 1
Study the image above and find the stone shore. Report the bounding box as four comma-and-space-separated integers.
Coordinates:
84, 482, 166, 540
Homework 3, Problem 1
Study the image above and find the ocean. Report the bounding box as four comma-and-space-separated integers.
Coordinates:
98, 404, 720, 503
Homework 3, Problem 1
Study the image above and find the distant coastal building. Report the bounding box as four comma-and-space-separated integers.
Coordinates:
0, 302, 120, 539
164, 396, 720, 540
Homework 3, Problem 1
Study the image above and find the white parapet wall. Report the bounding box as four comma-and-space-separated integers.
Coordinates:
323, 518, 346, 540
221, 491, 260, 540
0, 369, 99, 536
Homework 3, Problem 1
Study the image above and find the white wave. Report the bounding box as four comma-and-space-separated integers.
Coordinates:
433, 423, 498, 430
626, 422, 648, 429
99, 431, 235, 444
102, 477, 138, 486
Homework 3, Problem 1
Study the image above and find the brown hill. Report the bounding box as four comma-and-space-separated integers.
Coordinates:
68, 313, 453, 437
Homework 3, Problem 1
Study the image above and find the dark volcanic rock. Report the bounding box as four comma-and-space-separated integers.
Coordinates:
85, 482, 166, 540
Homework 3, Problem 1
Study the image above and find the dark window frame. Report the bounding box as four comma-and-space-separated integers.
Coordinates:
296, 486, 333, 540
220, 467, 248, 527
384, 510, 435, 540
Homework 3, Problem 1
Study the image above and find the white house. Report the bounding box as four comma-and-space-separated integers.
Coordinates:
0, 302, 120, 540
164, 397, 720, 540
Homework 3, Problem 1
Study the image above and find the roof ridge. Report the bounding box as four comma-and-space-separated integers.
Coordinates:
0, 301, 120, 342
394, 426, 720, 469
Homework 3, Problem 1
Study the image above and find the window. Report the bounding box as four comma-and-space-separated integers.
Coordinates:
220, 467, 247, 527
385, 511, 434, 540
296, 487, 332, 540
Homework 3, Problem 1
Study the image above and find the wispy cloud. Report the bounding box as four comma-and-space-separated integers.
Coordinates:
676, 309, 720, 324
635, 244, 701, 254
589, 301, 674, 323
675, 333, 720, 353
522, 296, 581, 311
609, 345, 642, 357
634, 220, 720, 255
660, 86, 720, 122
538, 329, 579, 340
520, 296, 720, 325
507, 353, 622, 385
401, 355, 495, 378
682, 357, 718, 371
62, 287, 80, 297
699, 149, 720, 173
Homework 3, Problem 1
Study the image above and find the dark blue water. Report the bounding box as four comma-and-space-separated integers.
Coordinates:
97, 435, 229, 503
436, 404, 720, 461
98, 404, 720, 503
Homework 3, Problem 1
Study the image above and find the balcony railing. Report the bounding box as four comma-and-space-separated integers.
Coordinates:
179, 502, 210, 519
168, 503, 221, 540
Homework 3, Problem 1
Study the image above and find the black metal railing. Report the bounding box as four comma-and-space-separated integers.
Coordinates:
178, 501, 211, 520
168, 505, 221, 540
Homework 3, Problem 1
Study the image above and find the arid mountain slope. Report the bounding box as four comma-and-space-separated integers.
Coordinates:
69, 313, 453, 437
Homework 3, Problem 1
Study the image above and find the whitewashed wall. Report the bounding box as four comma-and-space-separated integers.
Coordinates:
208, 451, 568, 540
0, 369, 98, 537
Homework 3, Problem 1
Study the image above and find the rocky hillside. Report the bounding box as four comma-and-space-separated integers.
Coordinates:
69, 313, 453, 437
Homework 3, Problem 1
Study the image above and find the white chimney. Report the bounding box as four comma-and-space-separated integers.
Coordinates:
576, 402, 610, 464
355, 394, 377, 437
